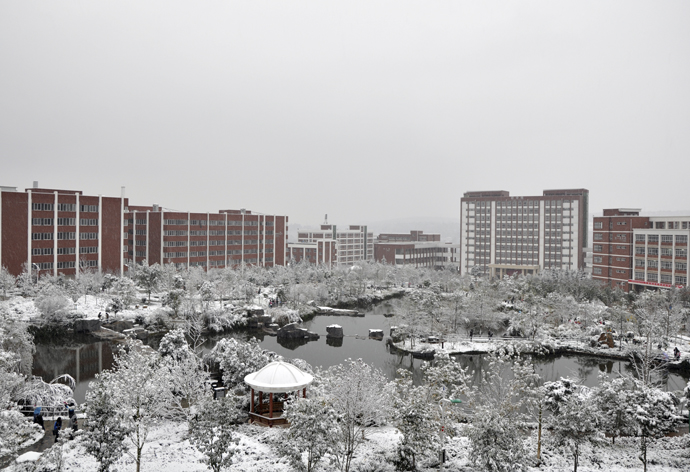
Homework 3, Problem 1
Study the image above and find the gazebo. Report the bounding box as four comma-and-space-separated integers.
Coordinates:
244, 361, 314, 427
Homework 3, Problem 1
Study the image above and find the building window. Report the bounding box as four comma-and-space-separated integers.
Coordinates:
648, 260, 658, 269
661, 274, 672, 284
648, 248, 658, 256
676, 235, 688, 243
676, 249, 687, 258
57, 203, 76, 212
32, 232, 53, 240
635, 234, 645, 242
661, 261, 673, 270
594, 245, 602, 252
661, 235, 673, 243
80, 218, 98, 226
593, 256, 602, 263
57, 218, 75, 226
57, 247, 75, 255
635, 260, 645, 268
80, 205, 98, 212
675, 276, 687, 285
647, 273, 658, 282
593, 267, 602, 275
635, 271, 644, 280
79, 247, 98, 254
594, 233, 603, 240
594, 222, 603, 229
57, 261, 75, 269
676, 262, 687, 271
648, 235, 659, 243
57, 232, 76, 240
80, 233, 98, 240
32, 203, 54, 211
655, 222, 665, 229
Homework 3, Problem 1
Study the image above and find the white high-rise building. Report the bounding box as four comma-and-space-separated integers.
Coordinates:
460, 189, 589, 277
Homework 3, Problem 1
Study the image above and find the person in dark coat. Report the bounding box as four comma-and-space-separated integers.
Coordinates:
69, 415, 78, 439
53, 417, 62, 443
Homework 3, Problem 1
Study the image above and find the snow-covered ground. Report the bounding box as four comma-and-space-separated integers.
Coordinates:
7, 420, 690, 472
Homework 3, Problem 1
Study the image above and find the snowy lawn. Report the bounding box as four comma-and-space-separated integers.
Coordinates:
6, 420, 689, 472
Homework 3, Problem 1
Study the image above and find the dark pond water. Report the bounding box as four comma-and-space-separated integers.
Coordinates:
32, 303, 690, 405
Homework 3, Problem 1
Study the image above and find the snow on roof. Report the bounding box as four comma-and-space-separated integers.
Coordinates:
327, 324, 342, 329
244, 361, 314, 393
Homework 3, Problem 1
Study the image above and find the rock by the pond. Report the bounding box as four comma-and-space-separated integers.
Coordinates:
74, 319, 101, 333
327, 324, 344, 338
369, 329, 384, 340
103, 320, 134, 333
123, 327, 149, 340
412, 348, 435, 360
598, 332, 615, 348
277, 322, 320, 340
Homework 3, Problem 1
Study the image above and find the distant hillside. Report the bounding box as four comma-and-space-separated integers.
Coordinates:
289, 217, 460, 244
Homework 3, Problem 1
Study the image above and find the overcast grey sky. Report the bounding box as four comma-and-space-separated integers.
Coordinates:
1, 1, 689, 228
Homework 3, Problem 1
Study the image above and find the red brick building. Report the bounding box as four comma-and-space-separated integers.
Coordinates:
1, 183, 288, 276
0, 184, 127, 277
592, 209, 689, 291
124, 207, 287, 270
374, 231, 459, 269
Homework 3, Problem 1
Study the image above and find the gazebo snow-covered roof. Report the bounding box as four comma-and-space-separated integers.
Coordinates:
244, 361, 314, 426
244, 361, 314, 394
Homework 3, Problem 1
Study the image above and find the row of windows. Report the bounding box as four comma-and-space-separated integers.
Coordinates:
32, 203, 98, 212
32, 217, 97, 226
635, 234, 688, 243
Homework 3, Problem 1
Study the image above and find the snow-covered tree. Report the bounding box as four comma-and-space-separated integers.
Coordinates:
131, 261, 162, 304
393, 370, 442, 471
162, 288, 186, 317
629, 380, 678, 472
188, 396, 244, 472
593, 374, 637, 444
35, 285, 71, 323
107, 342, 173, 472
208, 337, 271, 392
279, 394, 339, 472
83, 370, 129, 472
112, 276, 137, 310
546, 384, 601, 472
465, 351, 536, 472
322, 359, 392, 472
0, 266, 15, 299
158, 329, 208, 420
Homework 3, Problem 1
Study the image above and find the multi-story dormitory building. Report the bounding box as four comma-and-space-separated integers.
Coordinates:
0, 183, 288, 277
592, 209, 689, 291
125, 206, 287, 270
460, 189, 589, 277
0, 184, 128, 277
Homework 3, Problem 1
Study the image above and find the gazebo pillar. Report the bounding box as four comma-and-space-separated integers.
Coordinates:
269, 393, 274, 418
250, 388, 255, 413
258, 391, 263, 411
303, 387, 306, 398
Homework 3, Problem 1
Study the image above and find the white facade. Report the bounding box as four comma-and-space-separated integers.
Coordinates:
631, 217, 690, 289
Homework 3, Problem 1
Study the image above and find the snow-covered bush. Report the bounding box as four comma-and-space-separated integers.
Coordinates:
208, 338, 272, 392
0, 409, 43, 458
321, 359, 392, 472
189, 396, 244, 472
279, 394, 339, 472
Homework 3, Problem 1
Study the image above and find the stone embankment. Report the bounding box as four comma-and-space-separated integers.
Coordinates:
388, 336, 690, 373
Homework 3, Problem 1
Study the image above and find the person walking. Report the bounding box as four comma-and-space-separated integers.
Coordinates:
469, 329, 474, 341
